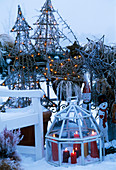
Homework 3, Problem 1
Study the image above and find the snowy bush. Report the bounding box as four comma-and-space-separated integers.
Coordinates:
0, 158, 23, 170
0, 127, 23, 159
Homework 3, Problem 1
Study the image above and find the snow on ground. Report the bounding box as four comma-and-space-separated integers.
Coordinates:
21, 153, 116, 170
20, 140, 116, 170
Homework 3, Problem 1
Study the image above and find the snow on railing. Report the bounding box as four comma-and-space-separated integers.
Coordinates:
0, 89, 44, 160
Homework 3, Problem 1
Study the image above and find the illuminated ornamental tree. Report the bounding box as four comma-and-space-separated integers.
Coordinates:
1, 5, 41, 109
31, 0, 78, 57
31, 0, 84, 105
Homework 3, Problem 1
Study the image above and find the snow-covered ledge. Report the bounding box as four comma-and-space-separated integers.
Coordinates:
0, 89, 44, 160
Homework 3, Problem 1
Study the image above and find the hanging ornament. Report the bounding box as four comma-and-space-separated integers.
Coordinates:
82, 81, 91, 111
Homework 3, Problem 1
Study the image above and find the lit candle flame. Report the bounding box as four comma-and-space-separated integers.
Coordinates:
53, 134, 55, 137
65, 148, 68, 151
72, 149, 75, 154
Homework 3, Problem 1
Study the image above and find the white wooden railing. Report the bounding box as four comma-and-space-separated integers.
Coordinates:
0, 89, 44, 160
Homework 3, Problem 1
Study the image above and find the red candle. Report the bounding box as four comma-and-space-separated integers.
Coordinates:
90, 131, 99, 158
63, 148, 70, 163
73, 131, 81, 156
71, 149, 77, 164
52, 134, 58, 161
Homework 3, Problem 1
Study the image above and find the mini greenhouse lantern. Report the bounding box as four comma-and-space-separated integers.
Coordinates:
45, 102, 103, 166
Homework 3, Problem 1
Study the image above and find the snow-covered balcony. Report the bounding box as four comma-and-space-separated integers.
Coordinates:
0, 88, 44, 160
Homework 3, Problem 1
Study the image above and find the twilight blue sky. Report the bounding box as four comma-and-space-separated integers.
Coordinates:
0, 0, 115, 45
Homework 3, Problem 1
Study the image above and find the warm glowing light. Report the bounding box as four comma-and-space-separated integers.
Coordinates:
54, 71, 57, 74
43, 94, 46, 98
20, 50, 22, 53
51, 59, 54, 62
78, 55, 81, 58
44, 42, 47, 46
22, 18, 24, 20
2, 83, 5, 86
38, 53, 40, 55
16, 57, 18, 60
68, 58, 70, 61
75, 131, 78, 134
74, 56, 77, 59
23, 66, 25, 69
72, 149, 75, 154
64, 77, 67, 80
60, 63, 63, 66
53, 134, 55, 137
75, 147, 78, 151
50, 69, 53, 72
36, 66, 38, 69
22, 42, 24, 44
75, 64, 78, 67
8, 54, 10, 57
12, 29, 14, 32
48, 56, 51, 59
15, 41, 17, 43
49, 63, 52, 67
45, 68, 48, 70
53, 104, 55, 107
73, 71, 75, 74
37, 81, 39, 84
91, 131, 97, 135
65, 148, 68, 151
78, 75, 80, 78
46, 10, 48, 13
12, 69, 14, 71
63, 53, 65, 55
31, 54, 34, 57
44, 73, 47, 76
19, 11, 21, 15
56, 78, 58, 80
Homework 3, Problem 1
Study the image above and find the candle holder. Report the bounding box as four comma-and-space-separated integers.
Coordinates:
45, 102, 103, 166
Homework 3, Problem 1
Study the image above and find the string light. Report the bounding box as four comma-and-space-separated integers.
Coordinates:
38, 53, 40, 55
50, 69, 53, 72
74, 56, 77, 59
78, 55, 81, 58
74, 64, 78, 67
23, 66, 25, 69
48, 56, 51, 59
44, 73, 47, 76
64, 77, 67, 80
36, 66, 38, 69
60, 63, 63, 66
56, 77, 58, 80
45, 68, 48, 70
49, 63, 52, 66
67, 58, 70, 61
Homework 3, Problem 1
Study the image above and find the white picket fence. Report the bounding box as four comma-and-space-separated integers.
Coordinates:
0, 89, 44, 160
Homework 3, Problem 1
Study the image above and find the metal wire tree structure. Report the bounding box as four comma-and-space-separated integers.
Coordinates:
0, 5, 42, 109
31, 0, 79, 58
